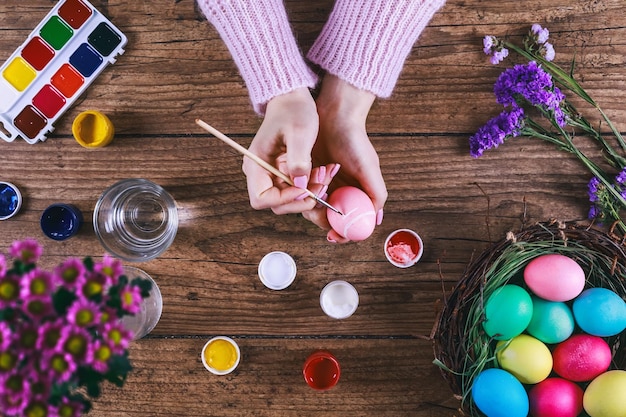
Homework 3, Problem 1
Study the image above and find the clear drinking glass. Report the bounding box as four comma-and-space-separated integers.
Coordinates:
120, 266, 163, 340
93, 178, 178, 262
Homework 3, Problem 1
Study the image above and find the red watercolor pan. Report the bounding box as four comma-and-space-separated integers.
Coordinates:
0, 0, 126, 144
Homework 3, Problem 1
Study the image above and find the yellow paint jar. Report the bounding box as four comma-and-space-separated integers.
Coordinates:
72, 110, 115, 148
201, 336, 240, 375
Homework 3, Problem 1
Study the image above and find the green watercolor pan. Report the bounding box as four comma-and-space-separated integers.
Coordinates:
0, 0, 127, 144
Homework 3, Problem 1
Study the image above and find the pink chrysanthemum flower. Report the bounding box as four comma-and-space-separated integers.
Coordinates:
37, 320, 64, 351
0, 322, 12, 351
9, 239, 42, 264
91, 340, 113, 374
20, 268, 54, 298
23, 400, 58, 417
81, 271, 109, 300
102, 322, 133, 355
59, 326, 94, 366
23, 296, 54, 321
120, 284, 143, 315
0, 371, 30, 416
54, 257, 87, 290
0, 254, 6, 279
95, 254, 124, 281
0, 274, 21, 309
40, 350, 77, 384
66, 299, 101, 328
15, 323, 39, 353
57, 397, 85, 417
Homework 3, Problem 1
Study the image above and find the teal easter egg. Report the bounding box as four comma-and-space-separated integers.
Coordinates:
472, 368, 529, 417
573, 288, 626, 337
483, 285, 533, 340
527, 296, 575, 344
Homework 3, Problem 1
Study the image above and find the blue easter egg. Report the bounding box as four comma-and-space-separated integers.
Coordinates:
472, 368, 529, 417
573, 288, 626, 337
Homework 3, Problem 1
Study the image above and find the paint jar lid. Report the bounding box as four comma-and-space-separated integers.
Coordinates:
384, 228, 424, 268
40, 203, 83, 240
72, 110, 115, 148
0, 182, 22, 220
201, 336, 241, 375
258, 251, 297, 290
320, 280, 359, 319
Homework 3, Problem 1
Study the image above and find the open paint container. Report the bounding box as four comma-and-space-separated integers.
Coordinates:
384, 228, 424, 268
201, 336, 241, 375
258, 251, 297, 290
0, 182, 22, 220
72, 110, 114, 147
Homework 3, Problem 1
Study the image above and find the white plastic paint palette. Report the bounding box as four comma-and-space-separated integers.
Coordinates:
0, 0, 127, 144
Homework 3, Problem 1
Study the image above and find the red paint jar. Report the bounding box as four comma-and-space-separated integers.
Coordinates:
303, 350, 341, 391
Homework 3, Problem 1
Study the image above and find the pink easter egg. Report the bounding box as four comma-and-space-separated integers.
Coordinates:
326, 186, 376, 241
528, 378, 584, 417
552, 334, 612, 382
523, 254, 585, 301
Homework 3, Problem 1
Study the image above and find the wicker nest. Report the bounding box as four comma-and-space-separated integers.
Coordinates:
433, 221, 626, 416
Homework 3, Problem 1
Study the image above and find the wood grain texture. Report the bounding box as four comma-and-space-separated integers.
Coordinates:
1, 0, 625, 415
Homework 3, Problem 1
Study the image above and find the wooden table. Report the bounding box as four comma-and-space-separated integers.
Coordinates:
1, 1, 625, 415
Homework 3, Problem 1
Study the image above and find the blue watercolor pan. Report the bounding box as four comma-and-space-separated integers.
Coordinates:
0, 0, 127, 144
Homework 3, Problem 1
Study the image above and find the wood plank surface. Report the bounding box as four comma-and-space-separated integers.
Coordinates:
1, 0, 625, 416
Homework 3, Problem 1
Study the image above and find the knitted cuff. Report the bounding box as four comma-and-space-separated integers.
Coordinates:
307, 0, 446, 98
197, 0, 318, 114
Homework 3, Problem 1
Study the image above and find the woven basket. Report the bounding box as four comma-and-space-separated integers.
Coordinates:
433, 221, 626, 416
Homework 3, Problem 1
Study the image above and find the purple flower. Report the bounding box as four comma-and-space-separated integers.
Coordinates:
541, 42, 555, 61
588, 177, 601, 202
616, 167, 626, 185
102, 322, 133, 355
531, 23, 550, 44
0, 254, 6, 279
20, 268, 54, 298
0, 322, 12, 351
9, 239, 42, 264
37, 321, 64, 351
23, 296, 54, 321
470, 107, 526, 158
0, 372, 30, 416
120, 284, 143, 315
59, 326, 94, 366
483, 35, 509, 65
95, 254, 124, 281
0, 275, 21, 308
58, 398, 85, 417
40, 350, 77, 383
92, 340, 112, 374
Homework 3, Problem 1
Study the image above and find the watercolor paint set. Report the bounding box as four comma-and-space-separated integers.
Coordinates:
0, 0, 127, 144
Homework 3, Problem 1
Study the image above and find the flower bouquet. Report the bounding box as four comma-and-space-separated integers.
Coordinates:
474, 24, 626, 235
0, 239, 152, 416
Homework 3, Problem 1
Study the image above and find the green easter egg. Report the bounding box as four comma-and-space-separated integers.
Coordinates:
527, 296, 575, 344
483, 284, 533, 340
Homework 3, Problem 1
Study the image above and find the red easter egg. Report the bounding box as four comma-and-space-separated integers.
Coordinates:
528, 378, 583, 417
326, 186, 376, 241
553, 334, 611, 382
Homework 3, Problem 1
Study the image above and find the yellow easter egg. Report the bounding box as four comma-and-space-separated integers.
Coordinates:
496, 334, 552, 384
584, 370, 626, 417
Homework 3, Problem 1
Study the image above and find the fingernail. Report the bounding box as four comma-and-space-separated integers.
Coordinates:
293, 175, 308, 189
329, 164, 340, 178
319, 185, 328, 197
317, 166, 326, 183
376, 208, 384, 226
326, 234, 337, 243
296, 191, 308, 201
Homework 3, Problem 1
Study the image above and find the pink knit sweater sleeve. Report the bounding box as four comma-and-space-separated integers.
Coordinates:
197, 0, 318, 114
307, 0, 446, 98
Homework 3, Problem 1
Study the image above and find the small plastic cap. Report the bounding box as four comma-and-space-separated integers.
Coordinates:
0, 182, 22, 220
258, 251, 297, 290
72, 110, 115, 148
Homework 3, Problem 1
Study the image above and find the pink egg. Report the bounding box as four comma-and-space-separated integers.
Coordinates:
326, 186, 376, 241
552, 334, 612, 382
523, 254, 585, 301
528, 378, 584, 417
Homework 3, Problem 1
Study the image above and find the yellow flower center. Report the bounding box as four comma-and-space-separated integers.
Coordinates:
76, 309, 94, 326
25, 403, 47, 417
0, 352, 17, 371
84, 281, 103, 297
65, 335, 87, 357
96, 345, 112, 362
30, 278, 47, 295
51, 354, 69, 373
62, 267, 79, 283
0, 280, 18, 301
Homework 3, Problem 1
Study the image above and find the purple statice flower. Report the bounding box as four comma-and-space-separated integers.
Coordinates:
66, 299, 101, 328
55, 257, 87, 290
470, 107, 526, 158
9, 239, 42, 264
587, 177, 601, 202
483, 35, 509, 65
541, 42, 555, 61
616, 167, 626, 185
531, 23, 550, 44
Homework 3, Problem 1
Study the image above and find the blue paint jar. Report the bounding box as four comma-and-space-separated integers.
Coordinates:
0, 182, 22, 220
40, 203, 83, 240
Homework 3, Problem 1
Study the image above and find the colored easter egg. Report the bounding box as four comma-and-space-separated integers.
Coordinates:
584, 370, 626, 417
326, 186, 376, 241
552, 334, 612, 382
471, 368, 529, 417
483, 285, 533, 340
528, 378, 584, 417
572, 287, 626, 337
523, 254, 585, 301
526, 296, 575, 344
496, 334, 552, 384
